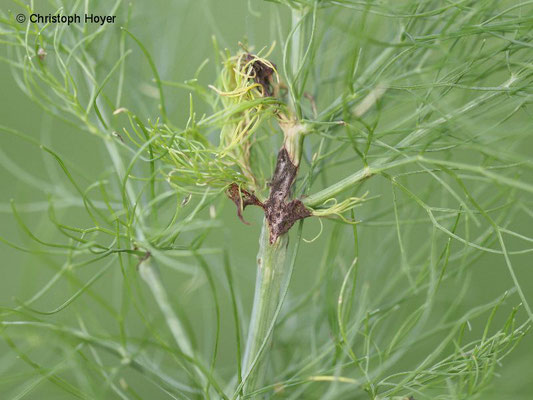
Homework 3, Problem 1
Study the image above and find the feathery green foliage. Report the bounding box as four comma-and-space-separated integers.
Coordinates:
0, 0, 532, 399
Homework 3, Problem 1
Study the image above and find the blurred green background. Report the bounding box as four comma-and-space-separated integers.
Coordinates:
1, 0, 532, 399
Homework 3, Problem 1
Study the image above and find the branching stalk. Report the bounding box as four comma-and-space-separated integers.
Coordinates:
240, 7, 310, 396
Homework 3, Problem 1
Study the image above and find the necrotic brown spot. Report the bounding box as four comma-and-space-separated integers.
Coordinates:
243, 53, 276, 97
263, 148, 311, 243
226, 147, 311, 242
226, 184, 264, 225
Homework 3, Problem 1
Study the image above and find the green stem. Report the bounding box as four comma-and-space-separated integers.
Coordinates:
304, 76, 517, 208
138, 261, 194, 358
302, 157, 416, 207
241, 222, 289, 395
290, 7, 305, 118
104, 139, 213, 395
291, 8, 303, 77
240, 7, 308, 397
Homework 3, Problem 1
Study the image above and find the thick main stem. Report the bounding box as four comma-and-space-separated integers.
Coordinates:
242, 223, 289, 395
240, 144, 307, 397
240, 8, 307, 397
